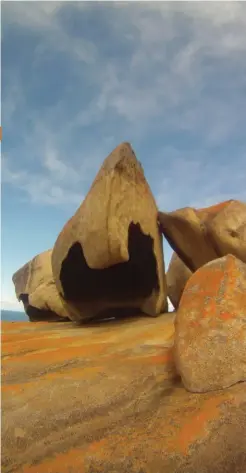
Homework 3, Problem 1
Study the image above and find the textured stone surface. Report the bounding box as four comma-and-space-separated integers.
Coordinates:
175, 254, 246, 392
158, 200, 246, 272
167, 253, 192, 309
52, 142, 167, 322
2, 314, 246, 473
206, 200, 246, 263
12, 250, 69, 322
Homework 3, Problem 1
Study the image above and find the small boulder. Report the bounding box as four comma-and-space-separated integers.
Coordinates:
166, 252, 192, 310
52, 143, 167, 322
158, 200, 246, 271
12, 250, 70, 322
174, 254, 246, 392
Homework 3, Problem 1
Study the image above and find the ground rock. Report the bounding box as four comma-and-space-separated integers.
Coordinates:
52, 142, 167, 322
175, 254, 246, 392
12, 250, 69, 322
2, 313, 246, 473
158, 200, 246, 272
166, 252, 192, 309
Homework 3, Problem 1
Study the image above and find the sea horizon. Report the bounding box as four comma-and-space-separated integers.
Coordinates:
1, 309, 29, 322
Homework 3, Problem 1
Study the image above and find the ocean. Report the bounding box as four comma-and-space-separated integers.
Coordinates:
1, 310, 28, 322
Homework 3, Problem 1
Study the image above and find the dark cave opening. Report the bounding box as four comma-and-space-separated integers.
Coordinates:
60, 222, 160, 304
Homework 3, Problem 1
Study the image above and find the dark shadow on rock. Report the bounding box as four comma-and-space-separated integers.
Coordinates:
26, 305, 70, 322
60, 222, 159, 308
74, 307, 150, 327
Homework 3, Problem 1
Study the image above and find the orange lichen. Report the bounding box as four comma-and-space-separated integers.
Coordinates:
176, 394, 229, 455
6, 343, 108, 365
2, 336, 79, 356
220, 312, 233, 321
20, 448, 85, 473
128, 349, 174, 365
40, 365, 104, 381
198, 200, 232, 217
2, 384, 23, 393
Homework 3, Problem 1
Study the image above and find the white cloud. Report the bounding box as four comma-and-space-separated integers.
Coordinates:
2, 154, 84, 207
2, 2, 97, 65
3, 2, 246, 142
1, 298, 24, 312
2, 2, 246, 209
155, 146, 246, 212
43, 147, 81, 184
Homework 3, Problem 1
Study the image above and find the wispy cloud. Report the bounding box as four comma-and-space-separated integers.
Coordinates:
2, 153, 84, 206
2, 2, 97, 64
2, 2, 246, 209
155, 146, 246, 212
1, 298, 23, 312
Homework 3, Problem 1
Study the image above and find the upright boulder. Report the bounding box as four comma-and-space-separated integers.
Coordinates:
158, 200, 246, 272
166, 252, 192, 310
52, 142, 167, 322
174, 254, 246, 392
12, 250, 69, 322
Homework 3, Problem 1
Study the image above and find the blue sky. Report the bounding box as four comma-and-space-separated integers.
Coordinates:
2, 1, 246, 311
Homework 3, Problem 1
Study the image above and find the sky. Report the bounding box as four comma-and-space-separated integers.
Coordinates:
1, 1, 246, 312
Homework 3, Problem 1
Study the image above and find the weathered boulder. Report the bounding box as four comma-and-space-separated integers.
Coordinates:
205, 200, 246, 263
12, 250, 70, 322
2, 314, 246, 473
174, 254, 246, 393
158, 200, 246, 272
166, 252, 192, 310
52, 142, 167, 322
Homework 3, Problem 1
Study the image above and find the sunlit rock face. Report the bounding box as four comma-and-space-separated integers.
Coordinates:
12, 249, 70, 322
52, 142, 168, 322
158, 200, 246, 272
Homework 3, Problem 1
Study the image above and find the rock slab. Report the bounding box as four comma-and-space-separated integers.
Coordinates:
2, 314, 246, 473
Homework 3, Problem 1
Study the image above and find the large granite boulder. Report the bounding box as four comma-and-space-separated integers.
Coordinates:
158, 200, 246, 272
2, 314, 246, 473
52, 142, 167, 322
12, 250, 70, 322
166, 252, 192, 310
175, 254, 246, 393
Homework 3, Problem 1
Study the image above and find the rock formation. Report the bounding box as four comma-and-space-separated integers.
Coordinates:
166, 252, 192, 310
174, 254, 246, 392
2, 314, 246, 473
51, 142, 167, 322
8, 138, 246, 473
158, 200, 246, 272
12, 250, 70, 322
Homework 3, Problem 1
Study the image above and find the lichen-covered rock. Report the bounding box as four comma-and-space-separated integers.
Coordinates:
166, 252, 192, 309
52, 143, 167, 322
158, 200, 246, 272
2, 314, 246, 473
12, 250, 70, 322
175, 254, 246, 393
